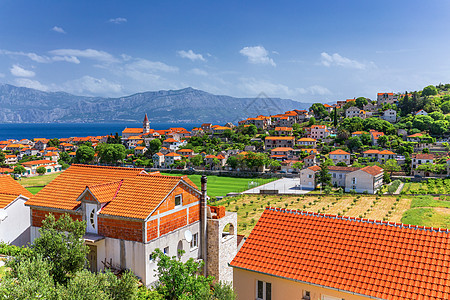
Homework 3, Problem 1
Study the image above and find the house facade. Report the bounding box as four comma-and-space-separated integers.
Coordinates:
329, 149, 351, 165
264, 136, 295, 150
25, 165, 237, 285
299, 166, 320, 190
345, 165, 384, 194
231, 207, 450, 300
0, 175, 33, 246
309, 125, 330, 140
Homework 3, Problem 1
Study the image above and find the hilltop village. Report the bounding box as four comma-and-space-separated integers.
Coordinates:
1, 84, 450, 299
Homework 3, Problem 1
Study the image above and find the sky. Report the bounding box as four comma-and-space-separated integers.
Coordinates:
0, 0, 450, 103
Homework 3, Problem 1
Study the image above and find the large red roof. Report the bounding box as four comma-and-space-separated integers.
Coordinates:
230, 208, 450, 300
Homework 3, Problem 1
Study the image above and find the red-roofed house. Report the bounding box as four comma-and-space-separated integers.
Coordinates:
231, 207, 450, 300
297, 137, 317, 147
25, 165, 237, 285
264, 136, 295, 150
345, 165, 384, 193
370, 129, 384, 146
0, 174, 33, 246
329, 149, 351, 165
274, 127, 293, 136
309, 125, 330, 140
299, 166, 321, 190
377, 92, 397, 105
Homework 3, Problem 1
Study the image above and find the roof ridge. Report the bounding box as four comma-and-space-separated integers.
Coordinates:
72, 164, 144, 171
265, 207, 450, 234
87, 180, 123, 189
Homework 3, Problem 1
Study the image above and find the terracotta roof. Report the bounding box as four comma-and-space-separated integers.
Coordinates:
274, 127, 293, 131
364, 149, 380, 154
231, 207, 450, 300
352, 131, 368, 135
122, 128, 143, 134
379, 150, 395, 155
311, 125, 326, 129
0, 175, 33, 208
270, 147, 294, 152
25, 165, 144, 210
413, 153, 435, 160
84, 180, 123, 204
135, 146, 146, 150
163, 138, 178, 143
360, 165, 384, 176
304, 154, 315, 160
328, 166, 360, 172
178, 149, 194, 153
378, 92, 394, 95
407, 133, 425, 138
329, 149, 350, 155
307, 166, 321, 172
22, 159, 55, 167
205, 155, 216, 159
298, 138, 316, 142
265, 136, 295, 140
216, 154, 225, 159
165, 152, 181, 157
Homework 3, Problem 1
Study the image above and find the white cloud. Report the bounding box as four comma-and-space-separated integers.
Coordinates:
52, 26, 66, 34
14, 78, 48, 91
52, 56, 80, 64
10, 65, 35, 77
189, 68, 208, 76
126, 58, 179, 73
63, 76, 122, 96
320, 52, 366, 69
109, 17, 127, 24
0, 49, 50, 63
239, 78, 331, 98
49, 49, 118, 63
239, 46, 276, 66
177, 50, 205, 62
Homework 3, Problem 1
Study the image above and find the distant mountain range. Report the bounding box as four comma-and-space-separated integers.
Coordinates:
0, 84, 312, 124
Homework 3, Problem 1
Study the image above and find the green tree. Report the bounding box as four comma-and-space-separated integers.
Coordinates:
226, 156, 239, 169
96, 143, 126, 164
190, 155, 204, 167
355, 97, 368, 109
243, 152, 268, 171
0, 150, 5, 165
149, 139, 162, 154
440, 101, 450, 114
318, 164, 331, 186
347, 136, 363, 151
32, 213, 89, 285
310, 103, 328, 119
59, 151, 71, 164
308, 117, 316, 126
267, 159, 281, 172
75, 145, 95, 164
333, 107, 338, 127
151, 249, 214, 300
47, 138, 60, 148
292, 161, 304, 170
383, 159, 400, 175
422, 85, 438, 97
13, 165, 26, 175
36, 166, 46, 175
343, 100, 356, 110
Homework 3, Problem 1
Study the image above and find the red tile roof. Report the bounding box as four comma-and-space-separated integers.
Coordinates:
0, 174, 33, 208
265, 136, 295, 140
329, 149, 350, 155
360, 165, 384, 176
364, 149, 380, 154
122, 128, 143, 134
413, 153, 435, 160
307, 166, 321, 172
231, 208, 450, 300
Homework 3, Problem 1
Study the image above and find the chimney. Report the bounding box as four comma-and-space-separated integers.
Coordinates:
200, 175, 208, 275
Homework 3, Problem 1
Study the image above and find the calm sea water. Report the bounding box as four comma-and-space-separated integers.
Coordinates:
0, 123, 202, 140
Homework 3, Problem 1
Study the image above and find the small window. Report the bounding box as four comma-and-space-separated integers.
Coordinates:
256, 280, 271, 300
163, 246, 169, 255
190, 233, 198, 249
175, 194, 182, 207
303, 291, 311, 300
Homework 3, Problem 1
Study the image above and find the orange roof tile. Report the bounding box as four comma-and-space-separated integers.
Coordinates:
364, 149, 380, 154
163, 138, 178, 143
22, 159, 55, 166
360, 165, 384, 176
412, 153, 434, 160
298, 138, 317, 142
231, 208, 450, 300
165, 152, 181, 157
270, 147, 294, 152
307, 166, 321, 172
0, 175, 33, 208
329, 149, 350, 155
25, 165, 144, 210
352, 131, 368, 135
379, 150, 395, 155
265, 136, 295, 140
274, 127, 293, 131
122, 128, 143, 134
83, 180, 123, 204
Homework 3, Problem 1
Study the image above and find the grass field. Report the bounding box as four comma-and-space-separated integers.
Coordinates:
161, 173, 277, 197
216, 194, 413, 236
18, 172, 62, 187
400, 195, 450, 228
402, 179, 450, 194
26, 186, 44, 194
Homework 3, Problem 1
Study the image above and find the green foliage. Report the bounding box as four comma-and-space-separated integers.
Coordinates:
106, 133, 122, 144
0, 242, 34, 257
190, 155, 204, 167
75, 145, 95, 164
388, 180, 401, 194
149, 139, 162, 154
36, 166, 46, 175
32, 213, 89, 285
347, 136, 362, 151
97, 143, 126, 164
318, 164, 331, 186
422, 85, 438, 97
13, 165, 26, 174
355, 97, 368, 109
151, 249, 213, 300
47, 138, 60, 148
310, 103, 328, 119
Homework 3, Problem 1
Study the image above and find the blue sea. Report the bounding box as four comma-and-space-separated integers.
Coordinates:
0, 123, 202, 140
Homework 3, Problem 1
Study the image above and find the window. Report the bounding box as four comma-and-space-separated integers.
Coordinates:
190, 233, 198, 249
308, 174, 312, 178
256, 280, 271, 300
89, 209, 95, 229
175, 194, 182, 207
303, 291, 311, 300
163, 246, 169, 255
352, 177, 357, 184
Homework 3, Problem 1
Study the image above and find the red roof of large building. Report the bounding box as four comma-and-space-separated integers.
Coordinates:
230, 207, 450, 300
0, 174, 33, 208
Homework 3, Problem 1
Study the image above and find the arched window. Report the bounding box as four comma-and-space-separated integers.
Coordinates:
177, 240, 183, 258
222, 223, 235, 239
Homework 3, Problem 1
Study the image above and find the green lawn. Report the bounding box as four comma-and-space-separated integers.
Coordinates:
18, 172, 62, 187
161, 173, 277, 197
26, 186, 44, 195
401, 195, 450, 228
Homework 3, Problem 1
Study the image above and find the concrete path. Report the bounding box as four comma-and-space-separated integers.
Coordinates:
393, 182, 405, 195
243, 177, 311, 195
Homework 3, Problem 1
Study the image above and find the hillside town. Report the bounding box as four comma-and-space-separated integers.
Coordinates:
1, 84, 450, 299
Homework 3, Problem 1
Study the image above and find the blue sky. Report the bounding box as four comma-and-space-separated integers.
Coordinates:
0, 0, 449, 102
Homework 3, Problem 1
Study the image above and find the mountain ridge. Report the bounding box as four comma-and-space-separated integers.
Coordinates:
0, 83, 312, 124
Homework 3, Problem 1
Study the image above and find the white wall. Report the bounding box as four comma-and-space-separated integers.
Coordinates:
0, 196, 30, 246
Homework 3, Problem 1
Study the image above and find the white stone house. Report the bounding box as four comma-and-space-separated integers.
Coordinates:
329, 166, 360, 188
152, 152, 165, 168
309, 125, 330, 140
0, 175, 33, 246
382, 109, 397, 123
299, 166, 320, 190
328, 150, 351, 165
345, 165, 384, 194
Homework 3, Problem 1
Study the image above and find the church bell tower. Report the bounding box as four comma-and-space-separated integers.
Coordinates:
143, 113, 150, 134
